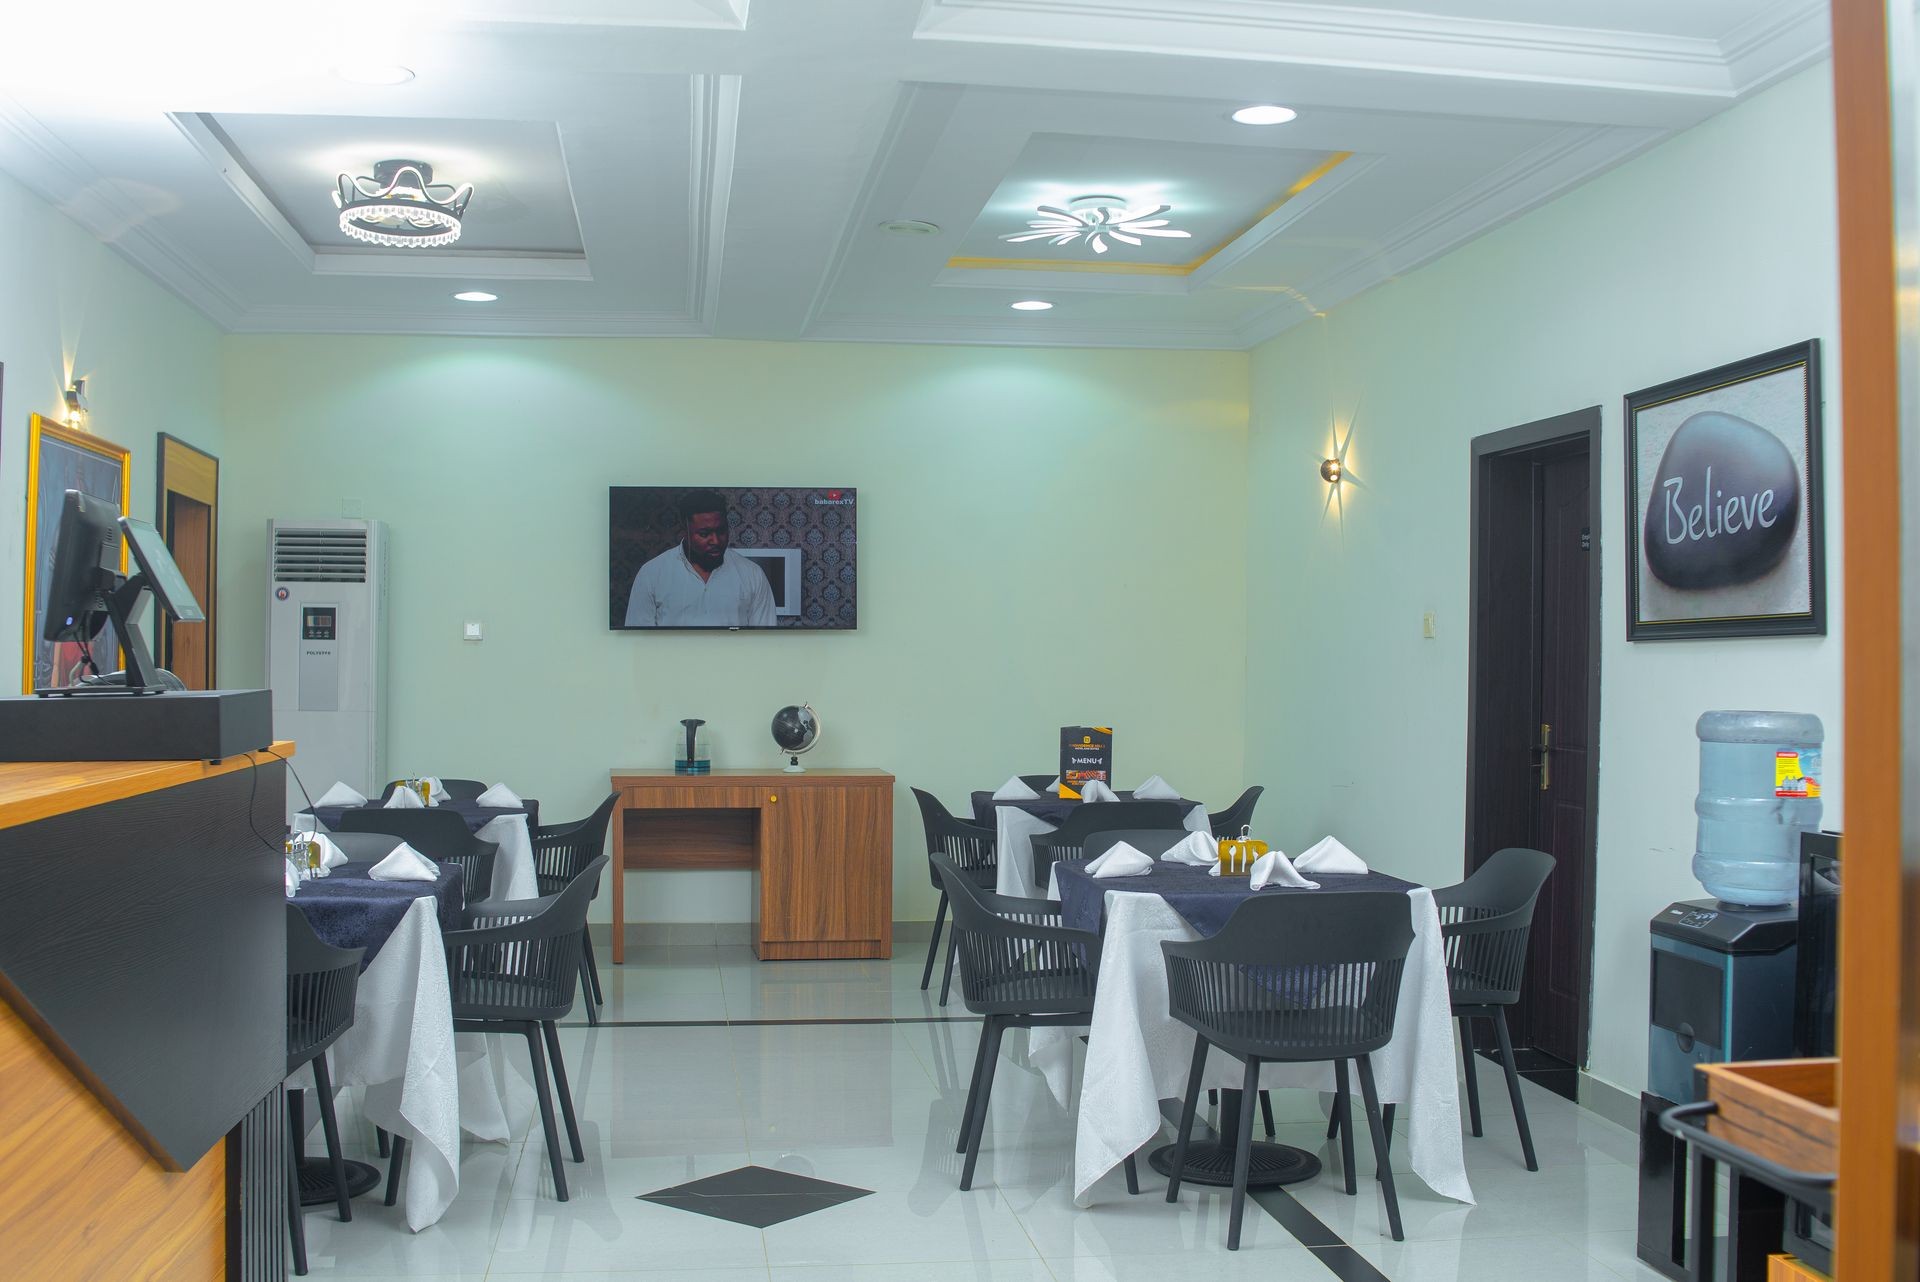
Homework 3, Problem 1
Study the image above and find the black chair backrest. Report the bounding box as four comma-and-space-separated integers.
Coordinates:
533, 793, 617, 898
1018, 774, 1057, 794
933, 854, 1099, 1017
1084, 828, 1193, 860
335, 807, 483, 859
1433, 848, 1556, 1006
321, 830, 407, 862
1029, 801, 1189, 882
1163, 891, 1414, 1060
912, 788, 997, 890
447, 855, 610, 1022
287, 904, 363, 1074
1208, 786, 1266, 839
439, 778, 488, 802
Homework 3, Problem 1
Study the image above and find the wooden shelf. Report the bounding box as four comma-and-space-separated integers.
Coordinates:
1700, 1058, 1839, 1175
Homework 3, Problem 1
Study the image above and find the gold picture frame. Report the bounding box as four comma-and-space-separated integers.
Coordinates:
23, 413, 131, 693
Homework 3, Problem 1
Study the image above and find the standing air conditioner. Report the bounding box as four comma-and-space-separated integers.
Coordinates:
267, 519, 388, 820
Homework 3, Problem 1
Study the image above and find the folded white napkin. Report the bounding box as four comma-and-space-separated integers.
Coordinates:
292, 829, 348, 869
1294, 835, 1369, 875
1133, 774, 1181, 800
1079, 779, 1119, 803
1085, 841, 1154, 878
991, 776, 1040, 801
368, 842, 440, 881
285, 861, 300, 896
384, 786, 426, 810
1159, 830, 1218, 866
1250, 850, 1318, 890
1047, 776, 1063, 794
477, 782, 524, 808
424, 776, 450, 803
316, 781, 367, 807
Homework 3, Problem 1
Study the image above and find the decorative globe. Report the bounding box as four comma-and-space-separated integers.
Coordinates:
771, 703, 820, 773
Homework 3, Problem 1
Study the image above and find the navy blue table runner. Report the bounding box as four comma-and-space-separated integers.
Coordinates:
969, 791, 1200, 828
308, 795, 539, 835
291, 860, 466, 969
1054, 858, 1416, 939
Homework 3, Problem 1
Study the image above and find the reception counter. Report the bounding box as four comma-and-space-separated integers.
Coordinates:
0, 744, 294, 1281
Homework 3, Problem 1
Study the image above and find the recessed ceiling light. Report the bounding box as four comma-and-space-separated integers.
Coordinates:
453, 291, 497, 302
333, 63, 415, 86
1010, 300, 1053, 311
1232, 104, 1298, 125
880, 219, 941, 236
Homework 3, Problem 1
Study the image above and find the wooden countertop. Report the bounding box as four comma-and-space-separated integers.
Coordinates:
612, 767, 892, 782
0, 741, 296, 829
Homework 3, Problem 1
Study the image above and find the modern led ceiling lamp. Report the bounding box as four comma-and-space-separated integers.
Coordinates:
333, 159, 474, 248
1000, 194, 1191, 255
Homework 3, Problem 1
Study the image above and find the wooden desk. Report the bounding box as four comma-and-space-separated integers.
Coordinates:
610, 768, 894, 962
0, 743, 293, 1281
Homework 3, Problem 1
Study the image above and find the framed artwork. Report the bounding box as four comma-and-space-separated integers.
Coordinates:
1624, 340, 1825, 640
23, 413, 131, 692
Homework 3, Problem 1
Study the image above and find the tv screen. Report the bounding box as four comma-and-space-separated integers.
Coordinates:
610, 486, 857, 630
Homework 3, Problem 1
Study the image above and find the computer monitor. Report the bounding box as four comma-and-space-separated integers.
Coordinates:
122, 516, 204, 624
40, 489, 122, 646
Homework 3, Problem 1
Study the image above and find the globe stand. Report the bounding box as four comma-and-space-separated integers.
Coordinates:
784, 755, 806, 774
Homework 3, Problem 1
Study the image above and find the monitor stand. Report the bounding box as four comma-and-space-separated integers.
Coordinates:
35, 577, 168, 698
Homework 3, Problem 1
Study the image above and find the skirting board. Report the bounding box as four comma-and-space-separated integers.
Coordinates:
1578, 1071, 1640, 1131
592, 921, 936, 948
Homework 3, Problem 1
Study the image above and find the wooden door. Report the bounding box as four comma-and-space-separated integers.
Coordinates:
154, 436, 217, 689
757, 783, 889, 947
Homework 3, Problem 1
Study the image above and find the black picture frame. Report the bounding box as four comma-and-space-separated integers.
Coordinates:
1623, 340, 1825, 640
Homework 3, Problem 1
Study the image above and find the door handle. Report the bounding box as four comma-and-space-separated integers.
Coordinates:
1530, 722, 1552, 792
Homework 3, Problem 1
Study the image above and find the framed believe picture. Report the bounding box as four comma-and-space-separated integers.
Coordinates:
23, 413, 131, 692
1624, 340, 1825, 640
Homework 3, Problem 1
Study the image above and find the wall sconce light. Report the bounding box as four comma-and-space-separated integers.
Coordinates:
63, 378, 88, 431
1320, 456, 1343, 484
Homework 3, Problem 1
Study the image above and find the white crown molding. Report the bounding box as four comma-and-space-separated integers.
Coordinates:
913, 0, 1823, 97
1232, 121, 1664, 348
806, 313, 1244, 349
1720, 0, 1831, 94
931, 265, 1191, 294
1188, 151, 1380, 290
224, 305, 707, 338
0, 94, 245, 328
450, 0, 749, 29
687, 74, 742, 331
308, 250, 593, 281
168, 113, 315, 272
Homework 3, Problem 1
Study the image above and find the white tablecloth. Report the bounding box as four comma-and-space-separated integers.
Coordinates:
993, 803, 1211, 899
477, 813, 539, 900
1030, 875, 1474, 1208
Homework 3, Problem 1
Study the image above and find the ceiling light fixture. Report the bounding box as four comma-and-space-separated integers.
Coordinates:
879, 219, 941, 236
333, 159, 473, 248
1000, 194, 1191, 255
1010, 300, 1053, 311
1232, 104, 1298, 125
333, 63, 415, 86
453, 290, 497, 302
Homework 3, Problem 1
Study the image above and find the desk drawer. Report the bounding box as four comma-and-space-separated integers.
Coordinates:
624, 785, 763, 811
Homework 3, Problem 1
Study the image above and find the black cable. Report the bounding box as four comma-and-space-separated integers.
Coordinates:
241, 743, 319, 856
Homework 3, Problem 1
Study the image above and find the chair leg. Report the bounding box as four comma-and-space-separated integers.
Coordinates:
286, 1122, 308, 1276
1334, 1059, 1356, 1195
1165, 1034, 1210, 1203
543, 1020, 585, 1162
1226, 1056, 1261, 1250
1259, 1089, 1276, 1138
957, 1018, 993, 1154
1492, 1007, 1539, 1171
383, 1136, 405, 1207
311, 1056, 353, 1223
375, 1126, 390, 1159
1326, 1090, 1342, 1140
1378, 1103, 1395, 1176
939, 931, 958, 1006
1356, 1055, 1403, 1241
525, 1026, 570, 1201
919, 893, 947, 991
579, 946, 600, 1027
1459, 1014, 1484, 1138
959, 1017, 1004, 1191
1124, 1153, 1140, 1195
583, 931, 606, 1005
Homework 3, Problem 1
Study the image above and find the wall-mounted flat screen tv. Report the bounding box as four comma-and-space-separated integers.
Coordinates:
610, 486, 857, 631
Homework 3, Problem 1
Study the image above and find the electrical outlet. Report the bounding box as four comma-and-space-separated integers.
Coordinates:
1421, 611, 1437, 639
463, 621, 483, 642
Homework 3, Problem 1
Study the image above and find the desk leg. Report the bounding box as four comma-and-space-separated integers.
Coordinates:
611, 796, 626, 964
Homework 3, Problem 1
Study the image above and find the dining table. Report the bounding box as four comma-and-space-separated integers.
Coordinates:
970, 790, 1212, 899
302, 795, 541, 902
1029, 856, 1475, 1209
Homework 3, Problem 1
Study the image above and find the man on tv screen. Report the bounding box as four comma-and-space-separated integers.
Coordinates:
623, 488, 777, 628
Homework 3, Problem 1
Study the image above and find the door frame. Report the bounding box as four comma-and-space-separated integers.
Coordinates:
1464, 405, 1603, 1068
153, 433, 219, 688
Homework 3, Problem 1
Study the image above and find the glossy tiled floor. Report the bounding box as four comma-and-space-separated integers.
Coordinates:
298, 940, 1662, 1281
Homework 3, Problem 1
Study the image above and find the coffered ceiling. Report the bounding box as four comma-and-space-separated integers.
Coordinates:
0, 0, 1829, 348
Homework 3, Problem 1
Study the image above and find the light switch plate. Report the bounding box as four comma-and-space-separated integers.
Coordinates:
463, 621, 483, 642
1421, 611, 1437, 639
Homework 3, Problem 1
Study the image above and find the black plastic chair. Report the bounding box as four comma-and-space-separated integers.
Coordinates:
911, 788, 998, 1007
383, 855, 609, 1205
334, 807, 498, 902
1027, 800, 1188, 886
285, 905, 364, 1276
1018, 774, 1057, 794
532, 793, 618, 1026
934, 854, 1140, 1196
1207, 786, 1266, 839
1163, 892, 1414, 1248
1433, 847, 1556, 1172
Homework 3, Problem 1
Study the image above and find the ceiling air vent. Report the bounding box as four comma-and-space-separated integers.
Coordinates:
272, 527, 369, 583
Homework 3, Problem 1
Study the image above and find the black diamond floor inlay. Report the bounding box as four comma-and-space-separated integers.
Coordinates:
638, 1165, 873, 1228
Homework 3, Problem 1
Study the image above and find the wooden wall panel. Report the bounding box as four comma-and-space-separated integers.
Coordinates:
0, 1000, 224, 1282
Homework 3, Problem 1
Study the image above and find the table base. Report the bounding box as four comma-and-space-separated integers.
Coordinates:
1147, 1088, 1321, 1188
295, 1156, 381, 1207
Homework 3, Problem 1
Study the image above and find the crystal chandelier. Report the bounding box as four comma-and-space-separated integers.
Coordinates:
999, 193, 1191, 255
333, 159, 473, 248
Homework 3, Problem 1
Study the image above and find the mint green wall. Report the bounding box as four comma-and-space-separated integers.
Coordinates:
1244, 65, 1843, 1098
0, 168, 226, 689
219, 336, 1250, 923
